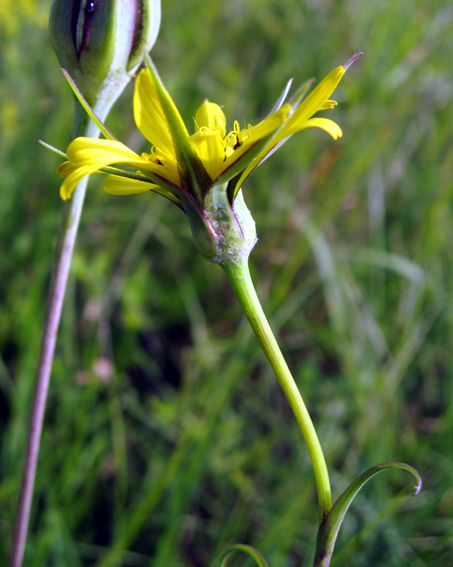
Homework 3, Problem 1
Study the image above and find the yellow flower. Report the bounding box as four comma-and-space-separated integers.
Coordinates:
56, 54, 361, 264
57, 57, 354, 206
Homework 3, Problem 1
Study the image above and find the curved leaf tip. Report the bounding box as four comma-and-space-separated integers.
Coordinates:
313, 462, 422, 567
220, 544, 269, 567
410, 467, 423, 496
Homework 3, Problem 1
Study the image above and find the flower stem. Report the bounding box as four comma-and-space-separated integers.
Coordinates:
223, 259, 331, 521
9, 103, 103, 567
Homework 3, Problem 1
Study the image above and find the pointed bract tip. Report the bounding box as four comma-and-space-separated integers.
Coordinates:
343, 52, 364, 71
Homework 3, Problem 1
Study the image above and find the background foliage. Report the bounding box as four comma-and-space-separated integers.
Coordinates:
1, 0, 452, 565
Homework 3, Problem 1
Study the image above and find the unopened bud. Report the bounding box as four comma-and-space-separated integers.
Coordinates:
49, 0, 161, 111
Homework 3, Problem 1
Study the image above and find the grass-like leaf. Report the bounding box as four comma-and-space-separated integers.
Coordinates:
313, 462, 422, 567
220, 544, 270, 567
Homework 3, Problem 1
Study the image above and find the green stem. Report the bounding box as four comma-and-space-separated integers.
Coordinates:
223, 260, 331, 521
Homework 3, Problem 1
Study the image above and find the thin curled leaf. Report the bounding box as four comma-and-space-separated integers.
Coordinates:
313, 462, 422, 567
220, 544, 269, 567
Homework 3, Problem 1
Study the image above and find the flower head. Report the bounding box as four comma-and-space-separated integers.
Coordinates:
57, 54, 361, 264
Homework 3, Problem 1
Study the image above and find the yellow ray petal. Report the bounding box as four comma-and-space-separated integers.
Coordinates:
189, 129, 225, 181
285, 117, 342, 140
218, 104, 290, 179
104, 175, 183, 208
56, 160, 77, 178
284, 66, 345, 131
134, 68, 186, 162
59, 138, 180, 200
195, 101, 226, 135
66, 138, 146, 168
320, 100, 338, 110
68, 137, 180, 184
140, 59, 212, 201
60, 138, 148, 200
60, 164, 101, 200
104, 175, 159, 195
139, 160, 181, 187
233, 117, 342, 198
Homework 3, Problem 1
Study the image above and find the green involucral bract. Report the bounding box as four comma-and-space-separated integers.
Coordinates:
182, 185, 257, 265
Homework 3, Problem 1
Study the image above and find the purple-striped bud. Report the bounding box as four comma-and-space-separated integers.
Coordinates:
49, 0, 161, 110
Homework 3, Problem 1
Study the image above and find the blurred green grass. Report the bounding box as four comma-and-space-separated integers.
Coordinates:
1, 0, 452, 565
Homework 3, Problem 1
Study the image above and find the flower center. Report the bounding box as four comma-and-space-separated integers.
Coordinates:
225, 121, 252, 157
